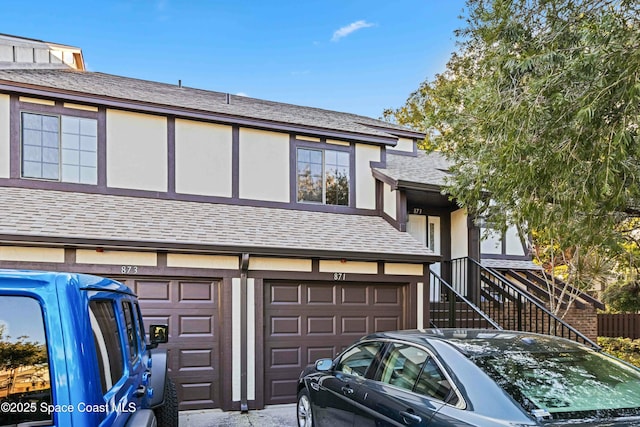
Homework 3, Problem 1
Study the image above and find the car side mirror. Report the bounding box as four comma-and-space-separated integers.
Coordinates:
315, 358, 333, 372
149, 324, 168, 348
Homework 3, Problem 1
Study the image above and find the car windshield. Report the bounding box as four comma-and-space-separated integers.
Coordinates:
473, 348, 640, 420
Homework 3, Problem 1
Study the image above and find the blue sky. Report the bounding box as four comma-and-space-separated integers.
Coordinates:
1, 1, 467, 119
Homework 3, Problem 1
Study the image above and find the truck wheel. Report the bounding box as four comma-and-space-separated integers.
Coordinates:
154, 377, 178, 427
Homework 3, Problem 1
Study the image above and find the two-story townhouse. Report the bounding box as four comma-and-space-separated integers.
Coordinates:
0, 34, 602, 412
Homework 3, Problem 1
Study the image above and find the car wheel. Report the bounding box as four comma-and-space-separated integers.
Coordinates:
297, 388, 314, 427
154, 377, 178, 427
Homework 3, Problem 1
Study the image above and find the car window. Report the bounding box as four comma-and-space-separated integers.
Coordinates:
336, 341, 383, 377
89, 300, 125, 394
415, 358, 457, 404
380, 343, 427, 391
0, 296, 52, 426
122, 300, 138, 361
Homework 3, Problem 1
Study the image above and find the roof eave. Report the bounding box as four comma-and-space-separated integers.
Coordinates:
0, 80, 399, 146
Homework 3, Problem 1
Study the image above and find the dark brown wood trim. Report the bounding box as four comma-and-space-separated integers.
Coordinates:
371, 168, 397, 189
167, 116, 175, 194
397, 190, 407, 232
481, 254, 532, 261
9, 95, 19, 179
220, 277, 234, 411
245, 269, 426, 283
97, 107, 107, 189
252, 277, 265, 410
407, 281, 417, 329
232, 126, 240, 199
422, 264, 431, 328
0, 85, 398, 146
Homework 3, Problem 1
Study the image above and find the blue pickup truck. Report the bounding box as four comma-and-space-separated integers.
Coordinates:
0, 269, 178, 427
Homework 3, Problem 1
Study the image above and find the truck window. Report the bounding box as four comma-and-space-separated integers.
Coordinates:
89, 300, 125, 394
0, 296, 52, 426
122, 301, 139, 361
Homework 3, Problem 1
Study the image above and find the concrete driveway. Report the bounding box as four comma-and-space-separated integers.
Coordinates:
179, 404, 297, 427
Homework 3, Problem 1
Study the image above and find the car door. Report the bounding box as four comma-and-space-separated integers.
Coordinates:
313, 340, 384, 426
356, 341, 459, 426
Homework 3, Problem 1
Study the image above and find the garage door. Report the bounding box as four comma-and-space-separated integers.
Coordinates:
264, 281, 406, 405
119, 277, 220, 410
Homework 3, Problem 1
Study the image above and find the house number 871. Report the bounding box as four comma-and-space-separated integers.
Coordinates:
333, 273, 346, 281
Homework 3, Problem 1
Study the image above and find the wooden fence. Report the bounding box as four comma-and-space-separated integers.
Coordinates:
598, 314, 640, 339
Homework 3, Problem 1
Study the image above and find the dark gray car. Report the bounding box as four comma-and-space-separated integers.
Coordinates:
296, 329, 640, 426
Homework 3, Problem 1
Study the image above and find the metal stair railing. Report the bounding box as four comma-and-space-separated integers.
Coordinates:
446, 257, 599, 348
429, 269, 501, 330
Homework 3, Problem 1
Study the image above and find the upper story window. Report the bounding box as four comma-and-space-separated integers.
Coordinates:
297, 147, 349, 205
21, 112, 97, 184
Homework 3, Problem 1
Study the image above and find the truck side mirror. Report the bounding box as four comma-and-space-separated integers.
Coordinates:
149, 324, 168, 348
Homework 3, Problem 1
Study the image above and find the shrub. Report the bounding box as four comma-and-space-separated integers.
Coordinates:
598, 337, 640, 367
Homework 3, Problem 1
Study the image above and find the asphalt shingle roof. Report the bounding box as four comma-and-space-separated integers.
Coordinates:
0, 69, 421, 141
0, 187, 436, 261
375, 151, 452, 188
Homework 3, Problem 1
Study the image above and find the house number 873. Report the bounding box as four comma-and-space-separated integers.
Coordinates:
121, 266, 138, 274
333, 273, 346, 281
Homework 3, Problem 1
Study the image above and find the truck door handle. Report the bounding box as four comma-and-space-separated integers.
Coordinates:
341, 385, 354, 395
134, 385, 147, 397
400, 410, 422, 424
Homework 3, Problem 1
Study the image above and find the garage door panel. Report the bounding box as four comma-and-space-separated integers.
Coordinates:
265, 282, 406, 405
375, 286, 401, 304
270, 284, 300, 304
116, 277, 220, 410
307, 285, 335, 304
341, 286, 368, 304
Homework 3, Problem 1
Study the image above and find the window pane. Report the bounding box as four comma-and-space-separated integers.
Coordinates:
309, 149, 322, 165
80, 166, 97, 185
80, 118, 97, 137
415, 358, 455, 403
80, 150, 97, 168
41, 131, 58, 148
337, 151, 350, 167
80, 135, 97, 152
22, 161, 42, 178
62, 148, 80, 165
22, 113, 42, 130
325, 150, 337, 166
0, 296, 53, 426
89, 300, 125, 394
41, 115, 58, 132
23, 145, 42, 162
380, 343, 428, 392
23, 129, 42, 146
61, 116, 80, 134
61, 165, 80, 183
61, 133, 80, 150
336, 341, 383, 377
42, 163, 59, 180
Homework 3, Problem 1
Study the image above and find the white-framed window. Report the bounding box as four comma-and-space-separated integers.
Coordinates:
21, 112, 98, 184
296, 147, 350, 205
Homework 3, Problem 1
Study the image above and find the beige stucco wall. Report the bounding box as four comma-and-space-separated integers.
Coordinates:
175, 119, 233, 197
249, 257, 312, 272
319, 260, 377, 274
167, 253, 239, 270
239, 128, 289, 202
451, 208, 469, 259
393, 138, 415, 153
383, 183, 397, 220
0, 95, 9, 178
355, 144, 379, 210
0, 246, 64, 263
76, 249, 157, 266
106, 110, 167, 192
384, 263, 424, 276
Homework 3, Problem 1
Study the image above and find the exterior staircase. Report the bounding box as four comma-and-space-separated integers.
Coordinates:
429, 257, 599, 348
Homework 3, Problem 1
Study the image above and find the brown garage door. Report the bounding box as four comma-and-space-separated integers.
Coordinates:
264, 281, 406, 405
119, 277, 220, 410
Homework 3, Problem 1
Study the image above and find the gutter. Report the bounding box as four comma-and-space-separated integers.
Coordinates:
240, 253, 249, 412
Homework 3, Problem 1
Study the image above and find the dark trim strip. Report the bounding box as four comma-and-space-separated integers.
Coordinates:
0, 234, 441, 263
9, 95, 19, 179
480, 254, 532, 261
356, 123, 426, 139
167, 116, 175, 194
97, 107, 107, 189
0, 84, 399, 146
240, 253, 249, 412
232, 126, 240, 199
